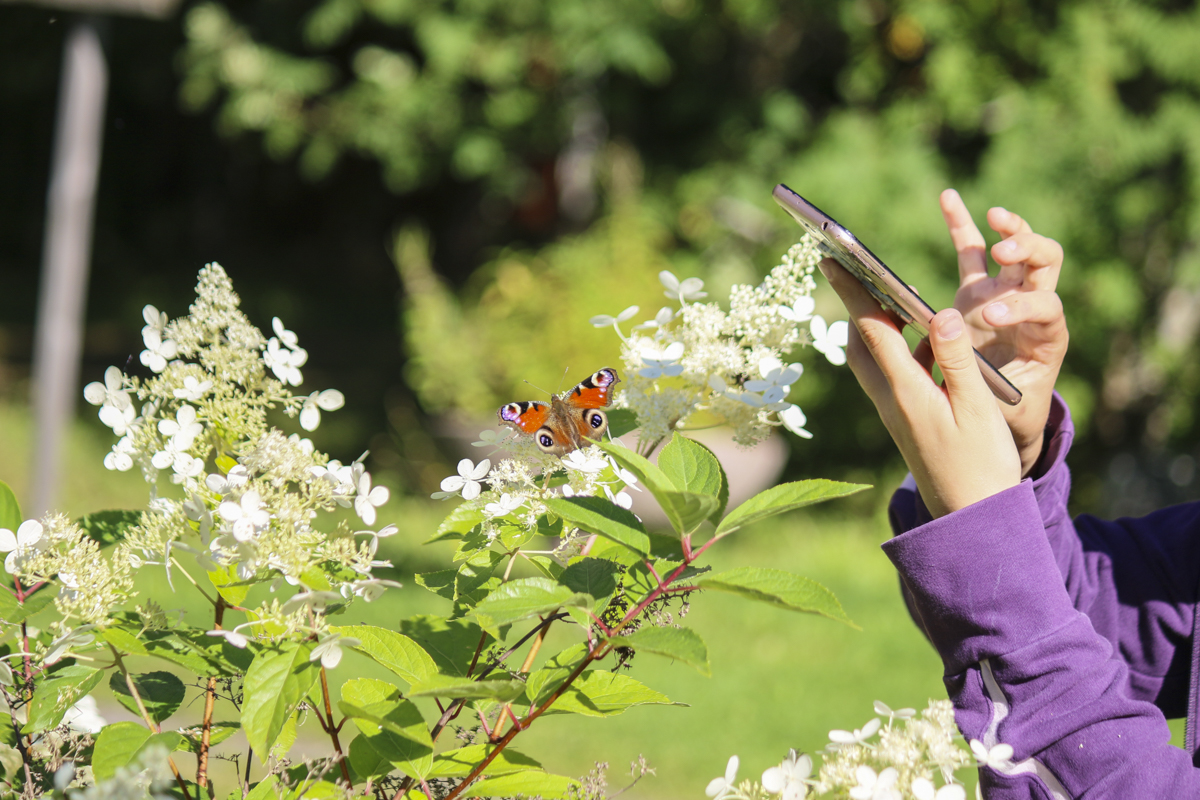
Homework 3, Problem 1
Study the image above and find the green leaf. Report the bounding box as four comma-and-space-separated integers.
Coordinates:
109, 670, 186, 725
612, 626, 710, 676
657, 489, 721, 535
525, 644, 588, 707
348, 734, 392, 780
0, 481, 20, 532
427, 504, 485, 543
397, 616, 491, 678
24, 665, 104, 733
341, 678, 432, 778
145, 730, 187, 754
245, 776, 279, 800
330, 625, 438, 686
138, 629, 252, 678
658, 435, 728, 524
100, 626, 149, 656
462, 771, 580, 799
241, 644, 320, 762
0, 589, 55, 626
526, 554, 563, 581
469, 577, 593, 633
543, 496, 649, 557
428, 745, 543, 778
92, 722, 152, 780
0, 742, 20, 780
606, 408, 639, 439
180, 722, 240, 752
74, 509, 142, 547
713, 479, 870, 539
547, 670, 678, 717
208, 563, 250, 607
406, 674, 526, 702
558, 559, 620, 615
453, 550, 507, 607
595, 438, 716, 535
697, 567, 857, 626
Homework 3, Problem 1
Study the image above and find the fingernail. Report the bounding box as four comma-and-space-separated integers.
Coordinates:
938, 312, 963, 340
985, 302, 1009, 321
817, 259, 830, 278
998, 240, 1019, 254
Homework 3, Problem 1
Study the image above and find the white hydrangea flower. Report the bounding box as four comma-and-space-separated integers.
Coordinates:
205, 466, 249, 496
829, 717, 882, 746
158, 404, 203, 450
264, 336, 308, 386
83, 366, 133, 419
311, 631, 361, 669
634, 306, 676, 331
103, 435, 136, 472
762, 749, 812, 800
0, 520, 45, 574
140, 328, 179, 373
873, 700, 916, 725
354, 470, 389, 526
811, 315, 849, 366
63, 694, 107, 733
472, 428, 514, 448
484, 493, 524, 518
660, 270, 707, 302
562, 450, 607, 474
777, 296, 815, 323
969, 739, 1014, 770
638, 341, 685, 379
173, 375, 213, 401
218, 490, 270, 542
299, 389, 345, 432
849, 766, 899, 800
434, 459, 491, 501
705, 756, 739, 800
590, 305, 639, 328
911, 778, 965, 800
142, 304, 168, 336
778, 405, 812, 439
342, 578, 402, 602
272, 317, 299, 349
44, 625, 95, 665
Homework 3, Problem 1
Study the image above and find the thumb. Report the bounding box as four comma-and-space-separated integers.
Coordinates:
929, 309, 992, 411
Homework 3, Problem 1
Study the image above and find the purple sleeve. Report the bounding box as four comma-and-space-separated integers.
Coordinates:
889, 393, 1199, 715
883, 483, 1200, 798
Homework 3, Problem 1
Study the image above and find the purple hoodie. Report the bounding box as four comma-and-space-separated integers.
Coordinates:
886, 395, 1200, 798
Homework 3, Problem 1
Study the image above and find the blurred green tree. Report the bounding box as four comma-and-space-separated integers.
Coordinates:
179, 0, 1200, 507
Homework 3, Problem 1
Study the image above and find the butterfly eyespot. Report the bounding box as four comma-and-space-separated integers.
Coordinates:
584, 409, 607, 430
536, 430, 556, 451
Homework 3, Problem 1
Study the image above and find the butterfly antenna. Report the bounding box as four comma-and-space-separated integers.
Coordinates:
557, 367, 571, 394
522, 379, 554, 399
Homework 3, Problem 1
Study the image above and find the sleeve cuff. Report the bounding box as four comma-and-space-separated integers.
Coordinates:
882, 479, 1082, 675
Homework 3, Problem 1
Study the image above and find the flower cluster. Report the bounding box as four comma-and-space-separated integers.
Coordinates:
593, 235, 848, 449
707, 700, 971, 800
54, 263, 395, 650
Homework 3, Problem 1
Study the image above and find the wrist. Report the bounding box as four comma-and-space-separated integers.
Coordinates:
1019, 430, 1047, 479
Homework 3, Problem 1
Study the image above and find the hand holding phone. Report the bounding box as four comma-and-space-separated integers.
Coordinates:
772, 184, 1022, 405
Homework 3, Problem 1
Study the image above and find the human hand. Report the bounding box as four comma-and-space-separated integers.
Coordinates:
821, 258, 1022, 518
941, 189, 1067, 477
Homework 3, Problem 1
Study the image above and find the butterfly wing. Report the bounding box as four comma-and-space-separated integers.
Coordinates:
498, 401, 551, 434
561, 368, 620, 444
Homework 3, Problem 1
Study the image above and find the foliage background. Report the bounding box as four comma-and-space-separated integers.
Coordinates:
2, 0, 1200, 793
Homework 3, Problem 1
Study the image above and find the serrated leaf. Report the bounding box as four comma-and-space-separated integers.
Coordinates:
74, 509, 142, 547
341, 678, 432, 778
543, 496, 649, 557
414, 568, 456, 602
559, 558, 620, 615
100, 626, 149, 656
241, 644, 319, 762
0, 589, 55, 626
659, 435, 728, 524
525, 644, 588, 707
623, 559, 710, 604
612, 626, 710, 676
657, 489, 721, 535
697, 567, 856, 626
525, 555, 563, 581
245, 776, 280, 800
331, 625, 438, 686
547, 670, 678, 717
397, 616, 491, 678
92, 722, 152, 780
462, 771, 580, 798
454, 550, 507, 607
348, 734, 392, 780
0, 481, 20, 532
428, 745, 543, 778
713, 479, 870, 539
24, 665, 104, 733
406, 674, 526, 702
427, 504, 485, 544
595, 439, 675, 494
470, 577, 593, 633
109, 670, 186, 724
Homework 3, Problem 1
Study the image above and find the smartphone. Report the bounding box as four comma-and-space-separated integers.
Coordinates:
772, 183, 1022, 406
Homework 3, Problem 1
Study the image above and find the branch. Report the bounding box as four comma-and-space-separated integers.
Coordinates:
108, 644, 194, 800
319, 666, 353, 786
196, 596, 225, 790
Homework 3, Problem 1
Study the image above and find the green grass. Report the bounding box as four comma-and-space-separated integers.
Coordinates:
2, 400, 1183, 798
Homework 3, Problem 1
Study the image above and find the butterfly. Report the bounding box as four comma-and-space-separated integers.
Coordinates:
498, 368, 621, 455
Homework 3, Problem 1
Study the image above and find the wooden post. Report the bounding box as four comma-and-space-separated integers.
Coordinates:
29, 19, 108, 517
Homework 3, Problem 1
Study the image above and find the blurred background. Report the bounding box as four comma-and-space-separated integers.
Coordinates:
2, 0, 1200, 794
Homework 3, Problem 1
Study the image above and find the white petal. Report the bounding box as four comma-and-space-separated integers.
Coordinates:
759, 356, 783, 376
590, 314, 616, 327
440, 476, 466, 492
658, 270, 680, 291
17, 521, 42, 546
829, 320, 849, 347
860, 718, 881, 738
724, 756, 739, 783
912, 778, 936, 800
300, 404, 321, 431
368, 486, 389, 506
616, 305, 639, 321
461, 481, 482, 501
0, 530, 16, 552
467, 459, 492, 480
825, 346, 847, 367
761, 767, 785, 793
810, 315, 828, 341
317, 389, 345, 410
662, 341, 685, 360
83, 382, 107, 405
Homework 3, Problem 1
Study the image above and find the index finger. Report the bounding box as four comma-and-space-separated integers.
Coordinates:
940, 189, 988, 285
